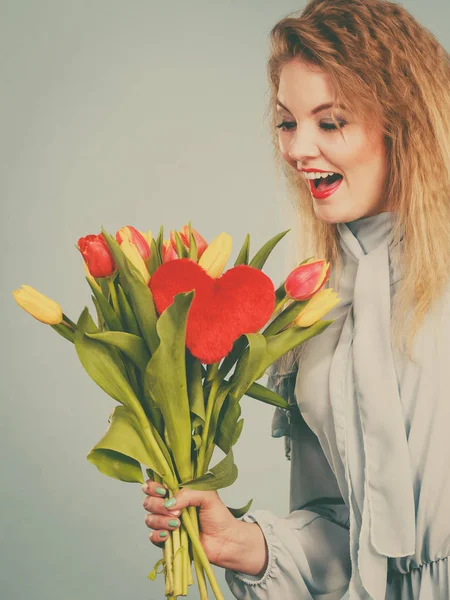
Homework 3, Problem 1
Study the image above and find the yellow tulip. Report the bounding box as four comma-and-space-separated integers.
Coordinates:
140, 229, 153, 249
293, 288, 340, 328
198, 232, 232, 278
120, 238, 151, 284
12, 285, 63, 325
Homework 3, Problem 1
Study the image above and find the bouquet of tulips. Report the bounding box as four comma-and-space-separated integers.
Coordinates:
13, 223, 339, 599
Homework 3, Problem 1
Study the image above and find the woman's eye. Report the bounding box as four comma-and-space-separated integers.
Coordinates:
320, 120, 347, 131
276, 121, 296, 131
276, 120, 347, 132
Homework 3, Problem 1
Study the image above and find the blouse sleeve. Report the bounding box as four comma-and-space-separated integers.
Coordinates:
224, 365, 351, 600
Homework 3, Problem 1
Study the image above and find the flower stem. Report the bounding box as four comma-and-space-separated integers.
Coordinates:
180, 509, 224, 600
189, 506, 208, 599
197, 372, 220, 477
61, 313, 76, 330
164, 532, 174, 596
172, 524, 183, 596
181, 526, 189, 595
273, 294, 290, 314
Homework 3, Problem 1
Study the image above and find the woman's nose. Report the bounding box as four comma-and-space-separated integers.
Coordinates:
287, 127, 320, 162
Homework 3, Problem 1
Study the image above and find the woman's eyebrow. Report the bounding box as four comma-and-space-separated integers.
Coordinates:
276, 99, 345, 115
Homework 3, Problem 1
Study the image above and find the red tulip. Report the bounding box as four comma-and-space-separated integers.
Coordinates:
77, 234, 117, 278
115, 226, 150, 261
285, 258, 330, 301
162, 239, 179, 263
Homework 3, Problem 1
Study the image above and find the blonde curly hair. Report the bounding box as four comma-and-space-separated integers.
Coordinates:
266, 0, 450, 373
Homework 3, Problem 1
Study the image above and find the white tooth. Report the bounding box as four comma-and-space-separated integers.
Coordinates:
305, 171, 337, 179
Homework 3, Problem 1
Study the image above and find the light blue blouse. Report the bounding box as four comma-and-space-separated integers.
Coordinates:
225, 212, 450, 599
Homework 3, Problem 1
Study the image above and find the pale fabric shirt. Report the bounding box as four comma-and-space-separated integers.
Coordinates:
225, 212, 450, 599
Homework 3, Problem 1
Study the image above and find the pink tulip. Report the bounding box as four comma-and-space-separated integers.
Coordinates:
169, 225, 208, 259
179, 225, 208, 258
162, 239, 179, 263
285, 259, 330, 301
115, 226, 150, 261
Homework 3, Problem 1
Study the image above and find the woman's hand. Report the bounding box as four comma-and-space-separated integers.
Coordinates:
142, 479, 268, 574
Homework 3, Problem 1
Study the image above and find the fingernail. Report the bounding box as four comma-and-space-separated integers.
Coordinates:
159, 531, 168, 538
141, 483, 148, 493
155, 486, 167, 496
168, 519, 180, 527
164, 497, 176, 509
169, 509, 181, 516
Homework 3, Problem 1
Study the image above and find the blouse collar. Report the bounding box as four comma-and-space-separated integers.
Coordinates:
337, 211, 398, 261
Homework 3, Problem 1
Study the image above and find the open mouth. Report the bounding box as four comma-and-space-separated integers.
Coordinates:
314, 173, 343, 191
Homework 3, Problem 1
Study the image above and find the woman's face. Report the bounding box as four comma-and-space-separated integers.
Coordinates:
276, 59, 389, 223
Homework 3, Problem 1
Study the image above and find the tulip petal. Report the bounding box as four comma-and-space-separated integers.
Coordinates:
120, 239, 151, 284
198, 232, 232, 278
13, 285, 63, 325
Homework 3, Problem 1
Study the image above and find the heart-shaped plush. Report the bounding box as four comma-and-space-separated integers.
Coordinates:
149, 258, 275, 364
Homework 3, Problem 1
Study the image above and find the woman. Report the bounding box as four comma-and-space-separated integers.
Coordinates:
141, 0, 450, 598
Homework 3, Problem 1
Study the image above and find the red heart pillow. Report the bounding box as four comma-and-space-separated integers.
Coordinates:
149, 258, 275, 364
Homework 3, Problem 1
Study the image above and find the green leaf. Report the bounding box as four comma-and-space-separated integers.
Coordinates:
188, 226, 198, 261
173, 230, 189, 258
214, 396, 242, 454
263, 299, 309, 337
275, 280, 287, 304
50, 323, 75, 343
91, 294, 105, 329
101, 229, 159, 354
85, 331, 151, 372
186, 353, 205, 427
156, 225, 164, 255
234, 233, 250, 266
263, 320, 333, 373
217, 335, 247, 380
74, 307, 140, 411
192, 434, 202, 451
86, 277, 123, 332
229, 321, 333, 402
249, 229, 290, 270
147, 558, 165, 581
87, 448, 143, 483
180, 448, 238, 491
144, 292, 194, 483
98, 277, 110, 298
147, 238, 162, 275
116, 283, 140, 336
245, 381, 289, 409
227, 497, 253, 518
205, 382, 232, 457
230, 333, 268, 401
87, 405, 170, 482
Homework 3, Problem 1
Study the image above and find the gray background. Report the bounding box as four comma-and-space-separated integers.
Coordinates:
2, 1, 448, 599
